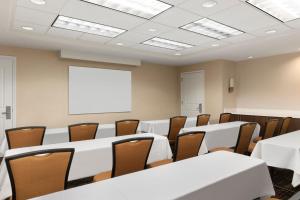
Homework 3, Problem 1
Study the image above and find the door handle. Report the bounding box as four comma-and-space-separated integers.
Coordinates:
2, 106, 11, 120
198, 104, 202, 113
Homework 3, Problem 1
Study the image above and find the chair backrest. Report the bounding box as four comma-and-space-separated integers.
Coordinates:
196, 114, 210, 126
219, 113, 231, 123
167, 116, 187, 141
5, 127, 46, 150
5, 148, 74, 200
174, 131, 205, 161
263, 119, 279, 139
279, 117, 292, 135
235, 123, 257, 154
112, 137, 154, 177
68, 123, 99, 142
115, 120, 140, 136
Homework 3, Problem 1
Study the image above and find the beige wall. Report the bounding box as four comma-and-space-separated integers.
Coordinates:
236, 52, 300, 112
0, 45, 180, 128
179, 60, 236, 121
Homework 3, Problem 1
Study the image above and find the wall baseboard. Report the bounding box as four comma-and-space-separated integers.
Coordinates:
224, 108, 300, 118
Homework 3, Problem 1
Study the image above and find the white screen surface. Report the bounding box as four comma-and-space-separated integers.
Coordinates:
69, 66, 131, 114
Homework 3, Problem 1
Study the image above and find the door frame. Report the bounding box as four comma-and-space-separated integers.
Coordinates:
0, 55, 16, 128
180, 70, 205, 116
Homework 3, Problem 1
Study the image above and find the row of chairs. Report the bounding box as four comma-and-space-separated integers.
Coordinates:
5, 131, 206, 200
5, 114, 291, 200
4, 113, 229, 150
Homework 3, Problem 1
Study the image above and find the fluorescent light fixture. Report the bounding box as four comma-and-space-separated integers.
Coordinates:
248, 56, 254, 59
174, 53, 182, 56
142, 37, 193, 51
52, 16, 126, 38
30, 0, 46, 5
82, 0, 172, 19
202, 0, 217, 8
116, 43, 124, 46
246, 0, 300, 22
181, 18, 243, 40
22, 26, 33, 31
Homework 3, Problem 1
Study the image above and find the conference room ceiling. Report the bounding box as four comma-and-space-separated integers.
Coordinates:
1, 0, 300, 66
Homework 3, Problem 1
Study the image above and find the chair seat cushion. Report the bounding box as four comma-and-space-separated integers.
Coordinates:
253, 136, 262, 143
147, 159, 173, 168
209, 147, 234, 153
93, 171, 112, 182
248, 141, 256, 153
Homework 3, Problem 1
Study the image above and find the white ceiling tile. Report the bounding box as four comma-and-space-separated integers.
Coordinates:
179, 40, 230, 55
179, 0, 241, 17
286, 19, 300, 30
222, 33, 256, 43
106, 39, 137, 47
131, 43, 175, 54
15, 6, 57, 26
152, 7, 201, 28
210, 3, 280, 32
131, 21, 173, 36
13, 20, 49, 34
249, 24, 293, 37
47, 27, 83, 39
60, 0, 146, 30
79, 34, 112, 43
162, 0, 187, 6
160, 29, 215, 45
17, 0, 68, 14
114, 32, 154, 43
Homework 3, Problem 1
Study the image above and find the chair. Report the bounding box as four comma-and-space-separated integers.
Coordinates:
279, 117, 292, 135
167, 116, 187, 148
115, 120, 140, 136
196, 114, 210, 126
248, 119, 279, 153
68, 123, 99, 142
5, 148, 74, 200
93, 137, 154, 182
148, 131, 205, 168
219, 113, 231, 123
210, 123, 257, 155
5, 126, 46, 150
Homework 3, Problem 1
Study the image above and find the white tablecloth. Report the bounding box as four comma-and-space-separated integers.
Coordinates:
32, 151, 275, 200
0, 124, 117, 156
0, 133, 172, 200
140, 117, 197, 135
251, 130, 300, 187
180, 121, 260, 150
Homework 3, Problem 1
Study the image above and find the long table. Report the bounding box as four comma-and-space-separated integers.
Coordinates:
0, 133, 173, 200
180, 121, 260, 150
251, 130, 300, 187
140, 117, 197, 135
31, 151, 275, 200
0, 124, 117, 155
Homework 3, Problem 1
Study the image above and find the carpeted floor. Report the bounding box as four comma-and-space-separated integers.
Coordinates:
271, 168, 300, 200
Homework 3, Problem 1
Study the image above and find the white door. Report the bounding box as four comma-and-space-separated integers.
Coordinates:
181, 71, 205, 117
0, 56, 15, 154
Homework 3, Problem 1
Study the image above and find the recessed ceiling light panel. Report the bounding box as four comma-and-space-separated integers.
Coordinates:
142, 37, 193, 51
181, 18, 243, 40
247, 0, 300, 22
52, 16, 126, 38
82, 0, 172, 19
